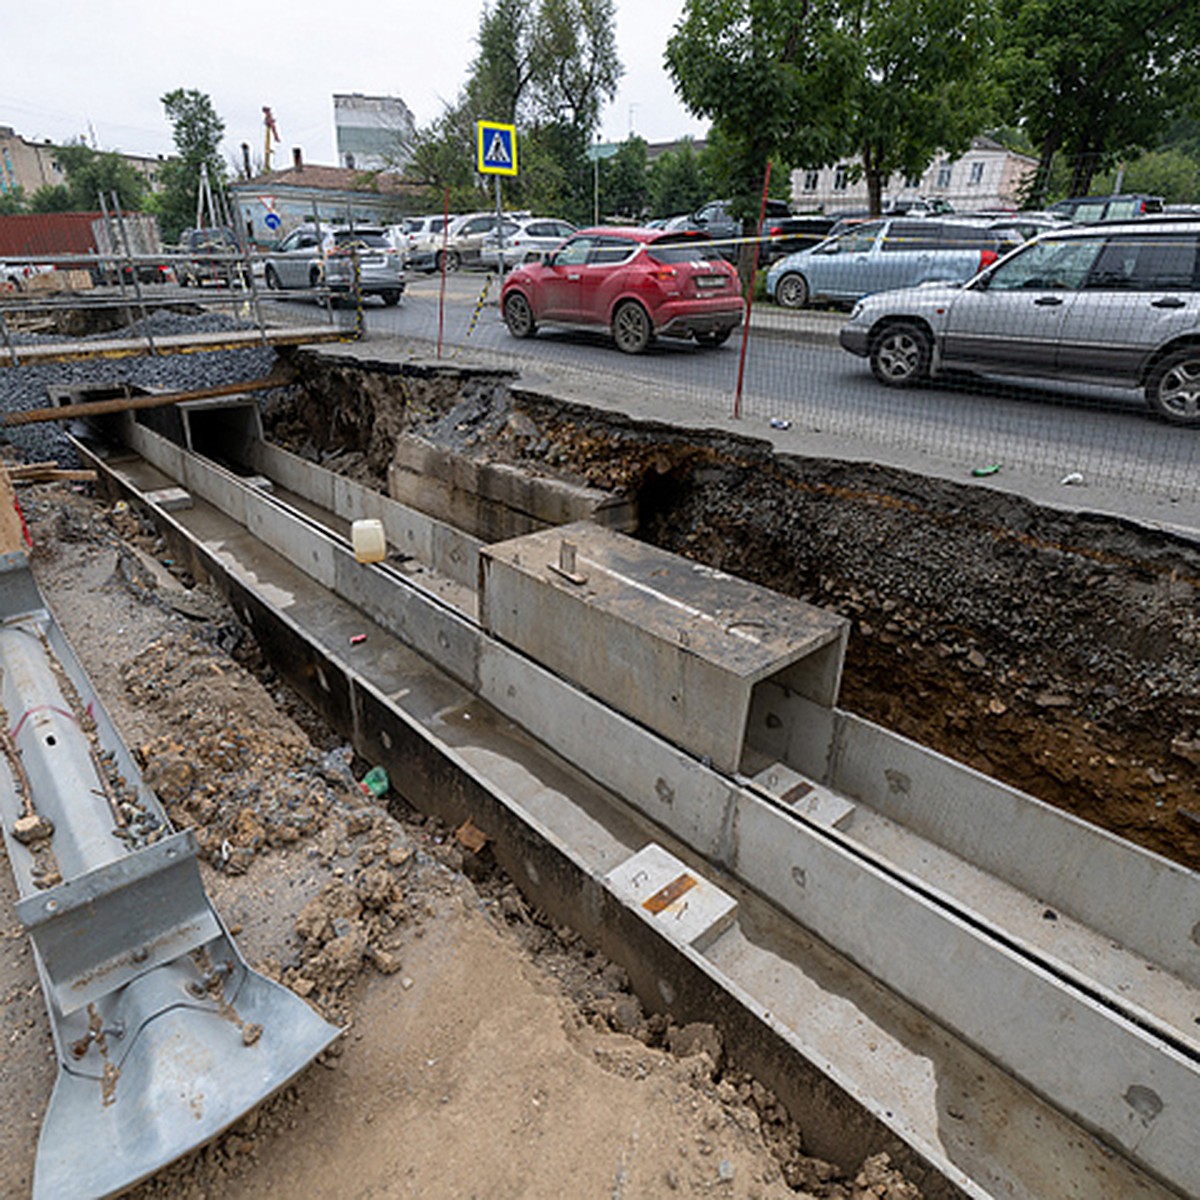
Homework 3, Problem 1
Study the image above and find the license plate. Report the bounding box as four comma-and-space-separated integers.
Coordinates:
695, 276, 725, 289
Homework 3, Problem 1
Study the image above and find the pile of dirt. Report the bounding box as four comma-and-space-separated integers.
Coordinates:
0, 481, 928, 1199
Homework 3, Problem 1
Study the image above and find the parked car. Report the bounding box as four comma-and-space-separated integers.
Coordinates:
387, 214, 456, 264
683, 198, 793, 262
884, 196, 956, 215
0, 260, 54, 291
176, 226, 247, 287
412, 211, 532, 273
1047, 194, 1164, 222
263, 226, 405, 304
479, 217, 577, 269
758, 215, 839, 266
766, 218, 1011, 309
500, 227, 744, 354
837, 218, 1200, 425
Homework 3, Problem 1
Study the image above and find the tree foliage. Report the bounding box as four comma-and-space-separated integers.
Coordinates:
29, 186, 72, 213
647, 139, 711, 218
0, 186, 27, 215
406, 0, 621, 221
156, 89, 227, 240
54, 142, 147, 211
668, 0, 997, 219
604, 136, 649, 218
999, 0, 1200, 203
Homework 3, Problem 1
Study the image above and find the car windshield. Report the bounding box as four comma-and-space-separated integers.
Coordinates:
984, 237, 1102, 291
647, 236, 720, 264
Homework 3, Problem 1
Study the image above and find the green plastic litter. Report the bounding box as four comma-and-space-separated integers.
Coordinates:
971, 464, 1001, 477
360, 765, 390, 798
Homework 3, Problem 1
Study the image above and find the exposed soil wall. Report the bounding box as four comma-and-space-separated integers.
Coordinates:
268, 353, 1200, 871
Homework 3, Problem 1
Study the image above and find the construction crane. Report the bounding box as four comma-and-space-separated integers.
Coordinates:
263, 106, 280, 173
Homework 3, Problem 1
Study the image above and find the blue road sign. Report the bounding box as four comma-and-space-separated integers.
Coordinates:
477, 121, 518, 176
264, 212, 282, 231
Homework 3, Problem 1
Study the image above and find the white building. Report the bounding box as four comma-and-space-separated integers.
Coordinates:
333, 94, 415, 173
791, 136, 1037, 213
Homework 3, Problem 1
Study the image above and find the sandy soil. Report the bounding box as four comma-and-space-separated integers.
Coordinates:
0, 483, 923, 1200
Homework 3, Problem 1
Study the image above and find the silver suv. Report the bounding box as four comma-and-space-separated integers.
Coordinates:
838, 219, 1200, 425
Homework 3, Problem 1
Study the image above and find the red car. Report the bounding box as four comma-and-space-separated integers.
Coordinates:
499, 227, 744, 353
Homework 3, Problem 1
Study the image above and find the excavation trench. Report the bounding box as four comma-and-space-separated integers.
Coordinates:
264, 350, 1200, 874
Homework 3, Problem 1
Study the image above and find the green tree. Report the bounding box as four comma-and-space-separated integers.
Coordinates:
156, 89, 227, 240
647, 139, 711, 218
1093, 148, 1200, 203
55, 142, 146, 211
1000, 0, 1200, 204
668, 0, 998, 220
406, 0, 621, 221
29, 185, 72, 212
603, 135, 648, 218
0, 187, 26, 215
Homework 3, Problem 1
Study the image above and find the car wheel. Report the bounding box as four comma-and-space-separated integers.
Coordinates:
503, 291, 537, 339
1146, 348, 1200, 426
612, 301, 652, 354
696, 328, 733, 347
264, 265, 281, 290
309, 265, 324, 290
380, 289, 402, 307
776, 273, 809, 309
436, 250, 460, 273
869, 322, 932, 387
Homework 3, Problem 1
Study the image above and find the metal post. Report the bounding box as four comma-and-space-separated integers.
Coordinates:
494, 174, 506, 281
0, 312, 21, 367
734, 160, 772, 420
111, 194, 156, 356
98, 193, 136, 338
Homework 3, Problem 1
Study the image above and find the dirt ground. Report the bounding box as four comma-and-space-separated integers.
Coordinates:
0, 483, 924, 1199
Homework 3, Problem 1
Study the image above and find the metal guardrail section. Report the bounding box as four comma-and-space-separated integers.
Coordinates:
78, 407, 1200, 1199
0, 562, 338, 1199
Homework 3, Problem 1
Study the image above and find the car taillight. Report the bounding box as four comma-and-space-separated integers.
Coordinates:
650, 267, 678, 281
979, 249, 998, 270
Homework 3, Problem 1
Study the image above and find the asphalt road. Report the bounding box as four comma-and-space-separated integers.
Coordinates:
260, 270, 1200, 510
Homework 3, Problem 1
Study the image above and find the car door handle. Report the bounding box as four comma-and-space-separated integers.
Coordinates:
1033, 296, 1063, 306
1150, 296, 1186, 308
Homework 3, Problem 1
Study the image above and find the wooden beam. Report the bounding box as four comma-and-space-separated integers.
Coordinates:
0, 464, 29, 555
0, 373, 293, 428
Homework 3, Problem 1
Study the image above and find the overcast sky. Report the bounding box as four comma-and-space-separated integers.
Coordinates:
0, 0, 707, 165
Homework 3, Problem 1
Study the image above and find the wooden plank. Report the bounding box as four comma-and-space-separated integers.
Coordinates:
0, 373, 293, 428
0, 464, 29, 555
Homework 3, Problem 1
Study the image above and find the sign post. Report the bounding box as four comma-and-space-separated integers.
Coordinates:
477, 121, 518, 276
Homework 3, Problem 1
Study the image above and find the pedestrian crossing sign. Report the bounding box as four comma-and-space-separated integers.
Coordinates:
477, 121, 518, 176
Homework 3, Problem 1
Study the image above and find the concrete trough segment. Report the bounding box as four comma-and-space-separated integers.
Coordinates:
61, 393, 1200, 1199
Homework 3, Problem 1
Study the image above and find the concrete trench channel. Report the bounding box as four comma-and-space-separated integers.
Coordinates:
46, 364, 1200, 1200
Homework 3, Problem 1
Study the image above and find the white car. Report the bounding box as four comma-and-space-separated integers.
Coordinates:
479, 217, 577, 269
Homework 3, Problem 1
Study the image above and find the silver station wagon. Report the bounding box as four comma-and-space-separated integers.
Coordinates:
765, 218, 1015, 309
838, 219, 1200, 425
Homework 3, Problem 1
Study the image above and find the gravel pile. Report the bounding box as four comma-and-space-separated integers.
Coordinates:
1, 311, 278, 465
